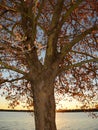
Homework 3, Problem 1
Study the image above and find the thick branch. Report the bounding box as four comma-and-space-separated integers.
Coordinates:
58, 58, 98, 74
19, 2, 43, 72
61, 25, 98, 58
0, 61, 27, 75
0, 76, 25, 85
0, 3, 17, 12
60, 0, 83, 27
71, 50, 97, 59
45, 0, 64, 65
45, 0, 83, 66
0, 41, 23, 55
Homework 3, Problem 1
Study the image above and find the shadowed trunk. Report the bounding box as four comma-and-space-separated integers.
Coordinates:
31, 80, 57, 130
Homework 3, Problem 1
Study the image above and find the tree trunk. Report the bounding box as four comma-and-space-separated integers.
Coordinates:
31, 80, 57, 130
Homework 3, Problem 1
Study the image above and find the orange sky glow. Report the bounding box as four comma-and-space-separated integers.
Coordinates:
0, 94, 97, 110
0, 95, 87, 110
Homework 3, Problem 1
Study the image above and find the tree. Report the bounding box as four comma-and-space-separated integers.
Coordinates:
0, 0, 98, 130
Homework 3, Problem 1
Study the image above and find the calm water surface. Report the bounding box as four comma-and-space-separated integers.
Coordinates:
0, 112, 98, 130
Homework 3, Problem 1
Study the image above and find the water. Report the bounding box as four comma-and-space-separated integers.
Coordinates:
0, 112, 98, 130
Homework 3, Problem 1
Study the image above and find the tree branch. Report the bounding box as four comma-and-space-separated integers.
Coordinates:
48, 0, 55, 8
45, 0, 64, 65
37, 23, 48, 35
60, 0, 83, 27
45, 0, 83, 66
0, 10, 8, 17
71, 50, 97, 59
61, 25, 98, 58
1, 25, 14, 35
0, 76, 25, 85
0, 61, 27, 75
35, 0, 45, 21
0, 3, 17, 12
0, 40, 23, 55
58, 58, 98, 74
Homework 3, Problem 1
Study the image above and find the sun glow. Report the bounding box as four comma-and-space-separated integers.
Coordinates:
0, 95, 97, 111
56, 99, 82, 110
0, 96, 81, 110
0, 95, 28, 110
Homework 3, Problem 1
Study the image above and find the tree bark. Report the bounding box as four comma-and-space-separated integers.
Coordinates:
31, 80, 57, 130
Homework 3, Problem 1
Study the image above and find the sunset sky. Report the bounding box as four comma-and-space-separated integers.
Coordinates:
0, 93, 80, 110
0, 93, 94, 110
0, 74, 97, 110
0, 95, 28, 110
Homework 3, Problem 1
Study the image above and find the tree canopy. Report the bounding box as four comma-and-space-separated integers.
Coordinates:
0, 0, 98, 108
0, 1, 98, 129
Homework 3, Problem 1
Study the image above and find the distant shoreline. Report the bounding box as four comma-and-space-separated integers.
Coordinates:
0, 109, 98, 113
57, 108, 98, 113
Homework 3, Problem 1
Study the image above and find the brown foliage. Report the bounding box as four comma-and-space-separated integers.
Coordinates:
0, 0, 98, 110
